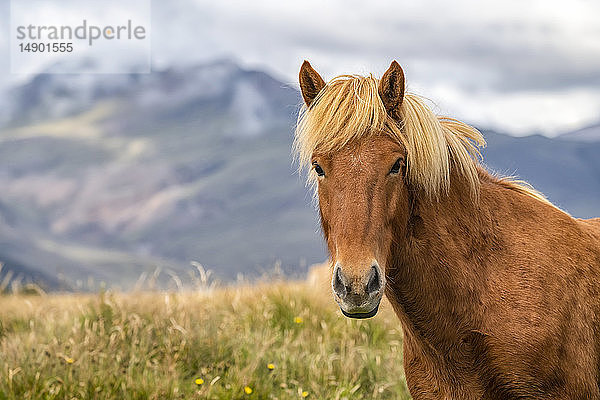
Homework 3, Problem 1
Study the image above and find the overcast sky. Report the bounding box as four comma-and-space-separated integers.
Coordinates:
2, 0, 600, 136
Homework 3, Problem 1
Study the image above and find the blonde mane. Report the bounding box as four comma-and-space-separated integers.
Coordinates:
294, 74, 551, 205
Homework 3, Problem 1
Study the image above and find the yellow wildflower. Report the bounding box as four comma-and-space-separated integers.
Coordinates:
302, 391, 309, 398
244, 386, 253, 394
267, 363, 275, 370
65, 357, 74, 364
195, 378, 204, 385
294, 316, 303, 324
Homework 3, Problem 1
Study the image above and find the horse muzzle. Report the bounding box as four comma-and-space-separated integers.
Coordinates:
332, 263, 384, 319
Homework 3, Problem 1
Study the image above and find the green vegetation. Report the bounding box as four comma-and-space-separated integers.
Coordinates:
0, 282, 410, 399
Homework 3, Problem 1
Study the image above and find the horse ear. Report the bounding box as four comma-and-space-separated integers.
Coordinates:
299, 60, 325, 107
379, 61, 405, 120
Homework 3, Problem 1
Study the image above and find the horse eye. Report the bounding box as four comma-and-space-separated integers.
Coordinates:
313, 162, 325, 177
389, 157, 404, 175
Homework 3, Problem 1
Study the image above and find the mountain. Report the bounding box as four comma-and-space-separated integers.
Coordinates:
556, 123, 600, 142
0, 60, 598, 289
482, 132, 600, 218
0, 60, 325, 289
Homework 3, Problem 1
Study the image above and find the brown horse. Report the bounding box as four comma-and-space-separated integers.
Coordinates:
295, 60, 600, 399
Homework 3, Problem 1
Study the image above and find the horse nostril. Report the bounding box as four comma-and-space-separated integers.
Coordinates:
366, 265, 381, 295
333, 267, 348, 297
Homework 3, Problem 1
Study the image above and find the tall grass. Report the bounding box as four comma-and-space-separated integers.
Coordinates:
0, 280, 410, 399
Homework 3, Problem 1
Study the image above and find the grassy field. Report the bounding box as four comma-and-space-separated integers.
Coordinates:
0, 281, 410, 399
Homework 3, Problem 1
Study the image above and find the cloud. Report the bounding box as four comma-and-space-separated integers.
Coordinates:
1, 0, 600, 135
157, 0, 600, 135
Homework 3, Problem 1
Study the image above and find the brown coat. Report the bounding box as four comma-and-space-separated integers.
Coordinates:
389, 167, 600, 399
296, 60, 600, 399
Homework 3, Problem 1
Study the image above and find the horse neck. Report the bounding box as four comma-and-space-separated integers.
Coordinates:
386, 169, 495, 344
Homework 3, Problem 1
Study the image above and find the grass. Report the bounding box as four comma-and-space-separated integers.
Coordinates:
0, 281, 410, 399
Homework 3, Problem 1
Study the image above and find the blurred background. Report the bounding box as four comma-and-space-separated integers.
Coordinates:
0, 0, 599, 290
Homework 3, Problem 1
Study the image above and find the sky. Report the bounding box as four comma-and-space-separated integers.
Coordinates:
1, 0, 600, 136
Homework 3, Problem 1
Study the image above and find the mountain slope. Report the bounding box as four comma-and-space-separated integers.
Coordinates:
556, 123, 600, 142
0, 60, 598, 288
0, 60, 326, 287
482, 132, 600, 218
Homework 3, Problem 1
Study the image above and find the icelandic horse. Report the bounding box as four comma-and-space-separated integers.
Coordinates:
295, 60, 600, 399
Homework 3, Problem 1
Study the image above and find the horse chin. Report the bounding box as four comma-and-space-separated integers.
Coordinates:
340, 303, 380, 319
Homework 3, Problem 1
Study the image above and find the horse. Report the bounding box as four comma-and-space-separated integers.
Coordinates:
295, 60, 600, 399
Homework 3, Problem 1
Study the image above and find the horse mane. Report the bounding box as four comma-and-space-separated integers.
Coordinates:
294, 73, 551, 206
485, 171, 553, 206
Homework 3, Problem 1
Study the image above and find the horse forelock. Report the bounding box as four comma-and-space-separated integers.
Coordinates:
293, 74, 487, 200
